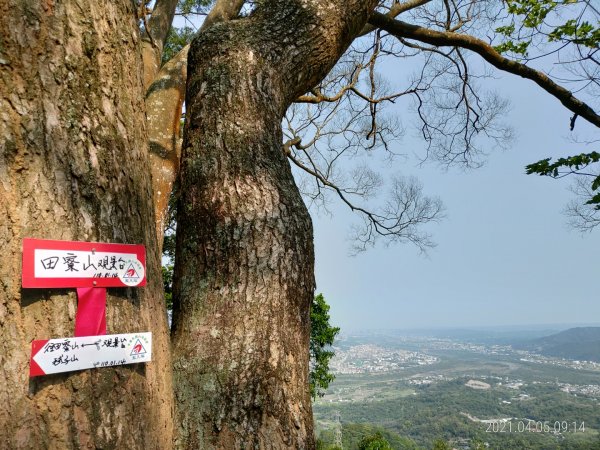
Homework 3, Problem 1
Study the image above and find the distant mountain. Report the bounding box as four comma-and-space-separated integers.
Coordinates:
514, 327, 600, 362
417, 327, 565, 345
340, 326, 570, 346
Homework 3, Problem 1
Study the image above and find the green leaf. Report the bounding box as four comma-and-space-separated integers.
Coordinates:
162, 26, 196, 65
309, 293, 340, 399
526, 152, 600, 212
525, 152, 600, 177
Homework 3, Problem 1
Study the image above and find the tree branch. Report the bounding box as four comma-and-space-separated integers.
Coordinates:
141, 0, 179, 89
285, 139, 443, 252
359, 0, 433, 37
146, 0, 179, 49
199, 0, 246, 32
296, 65, 362, 103
369, 12, 600, 129
146, 46, 188, 250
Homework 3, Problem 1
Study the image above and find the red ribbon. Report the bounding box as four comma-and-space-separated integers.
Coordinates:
74, 287, 107, 337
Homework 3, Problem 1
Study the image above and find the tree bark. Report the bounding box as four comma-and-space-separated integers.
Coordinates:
171, 0, 376, 448
145, 0, 246, 251
0, 1, 173, 448
146, 46, 188, 249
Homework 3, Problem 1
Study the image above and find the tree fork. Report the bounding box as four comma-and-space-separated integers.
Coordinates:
145, 0, 247, 250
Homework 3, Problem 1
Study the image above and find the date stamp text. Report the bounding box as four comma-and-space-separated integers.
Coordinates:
485, 419, 585, 434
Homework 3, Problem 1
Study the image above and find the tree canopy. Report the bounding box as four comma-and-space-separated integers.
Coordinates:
358, 431, 394, 450
164, 0, 599, 242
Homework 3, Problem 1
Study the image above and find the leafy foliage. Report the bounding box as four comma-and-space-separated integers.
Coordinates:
162, 26, 195, 65
316, 441, 342, 450
318, 423, 420, 450
493, 39, 530, 56
310, 293, 340, 399
162, 264, 174, 309
358, 432, 393, 450
505, 0, 564, 28
548, 19, 600, 48
431, 439, 450, 450
525, 152, 600, 207
160, 0, 214, 65
494, 0, 600, 56
176, 0, 213, 16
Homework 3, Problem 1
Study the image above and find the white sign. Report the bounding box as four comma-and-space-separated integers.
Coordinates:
23, 238, 146, 288
30, 332, 152, 376
34, 249, 138, 279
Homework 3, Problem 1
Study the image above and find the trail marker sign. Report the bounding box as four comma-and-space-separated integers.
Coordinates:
22, 238, 151, 376
29, 333, 152, 376
22, 238, 146, 288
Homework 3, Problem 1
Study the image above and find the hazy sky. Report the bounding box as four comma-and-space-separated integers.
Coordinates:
310, 61, 600, 331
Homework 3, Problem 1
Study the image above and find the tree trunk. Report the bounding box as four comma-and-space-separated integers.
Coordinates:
0, 1, 173, 448
171, 1, 376, 448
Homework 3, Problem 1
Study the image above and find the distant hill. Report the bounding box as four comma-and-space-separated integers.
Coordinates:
338, 327, 572, 348
514, 327, 600, 362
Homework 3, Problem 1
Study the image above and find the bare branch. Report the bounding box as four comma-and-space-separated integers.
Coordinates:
200, 0, 246, 32
359, 0, 433, 37
388, 37, 512, 167
296, 65, 362, 104
566, 176, 600, 232
285, 30, 452, 250
285, 143, 443, 252
369, 12, 600, 129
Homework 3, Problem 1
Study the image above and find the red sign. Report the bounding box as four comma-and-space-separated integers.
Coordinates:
22, 238, 146, 288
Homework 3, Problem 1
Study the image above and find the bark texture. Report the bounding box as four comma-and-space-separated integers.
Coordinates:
146, 0, 246, 249
146, 46, 187, 248
171, 0, 377, 448
0, 1, 173, 448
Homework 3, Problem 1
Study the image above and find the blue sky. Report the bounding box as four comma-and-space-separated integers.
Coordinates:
311, 60, 600, 331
